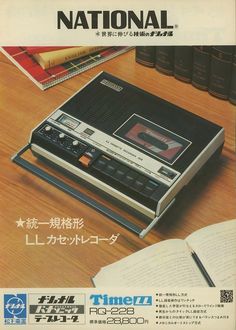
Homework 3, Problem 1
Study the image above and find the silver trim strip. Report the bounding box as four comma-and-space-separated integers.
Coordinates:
156, 128, 224, 215
140, 198, 176, 238
29, 71, 104, 142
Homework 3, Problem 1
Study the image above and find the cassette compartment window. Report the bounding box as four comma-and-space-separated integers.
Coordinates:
114, 114, 191, 165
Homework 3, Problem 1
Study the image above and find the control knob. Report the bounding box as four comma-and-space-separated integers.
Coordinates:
59, 133, 65, 140
72, 140, 79, 146
45, 125, 52, 132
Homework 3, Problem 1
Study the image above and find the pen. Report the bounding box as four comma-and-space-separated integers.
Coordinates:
189, 247, 215, 287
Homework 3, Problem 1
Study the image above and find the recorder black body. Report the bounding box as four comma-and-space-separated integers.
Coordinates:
26, 72, 224, 236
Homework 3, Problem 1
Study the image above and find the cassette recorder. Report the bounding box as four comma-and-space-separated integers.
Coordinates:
15, 72, 224, 237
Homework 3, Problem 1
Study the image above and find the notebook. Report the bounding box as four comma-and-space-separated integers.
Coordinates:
0, 46, 133, 90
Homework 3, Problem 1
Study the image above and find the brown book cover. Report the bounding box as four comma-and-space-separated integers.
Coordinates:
174, 46, 193, 83
135, 46, 156, 67
229, 49, 236, 105
155, 46, 174, 75
208, 46, 234, 100
192, 46, 212, 91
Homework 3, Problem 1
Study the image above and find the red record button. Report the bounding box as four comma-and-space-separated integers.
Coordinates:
79, 154, 92, 167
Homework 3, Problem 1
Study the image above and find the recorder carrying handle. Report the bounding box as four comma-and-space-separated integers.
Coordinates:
12, 144, 142, 235
12, 144, 174, 238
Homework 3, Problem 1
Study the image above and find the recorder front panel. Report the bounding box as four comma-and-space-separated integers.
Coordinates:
31, 123, 169, 216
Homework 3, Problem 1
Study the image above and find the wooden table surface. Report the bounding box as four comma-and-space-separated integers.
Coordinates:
0, 49, 235, 287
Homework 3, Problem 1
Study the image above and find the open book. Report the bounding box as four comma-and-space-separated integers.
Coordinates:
93, 219, 236, 287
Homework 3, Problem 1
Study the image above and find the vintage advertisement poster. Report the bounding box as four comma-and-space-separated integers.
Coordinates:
0, 1, 235, 329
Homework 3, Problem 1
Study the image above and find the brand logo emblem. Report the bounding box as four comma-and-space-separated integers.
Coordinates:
90, 294, 152, 306
28, 294, 85, 325
57, 10, 174, 30
4, 294, 27, 325
100, 79, 123, 92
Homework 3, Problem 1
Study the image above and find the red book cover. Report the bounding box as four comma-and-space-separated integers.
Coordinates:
1, 46, 133, 90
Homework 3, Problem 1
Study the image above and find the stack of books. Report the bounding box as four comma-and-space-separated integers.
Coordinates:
136, 46, 236, 105
0, 46, 133, 90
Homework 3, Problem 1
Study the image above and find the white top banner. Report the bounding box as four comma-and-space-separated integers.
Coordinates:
0, 0, 235, 46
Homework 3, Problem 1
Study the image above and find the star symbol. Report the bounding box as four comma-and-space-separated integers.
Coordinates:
16, 218, 25, 228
